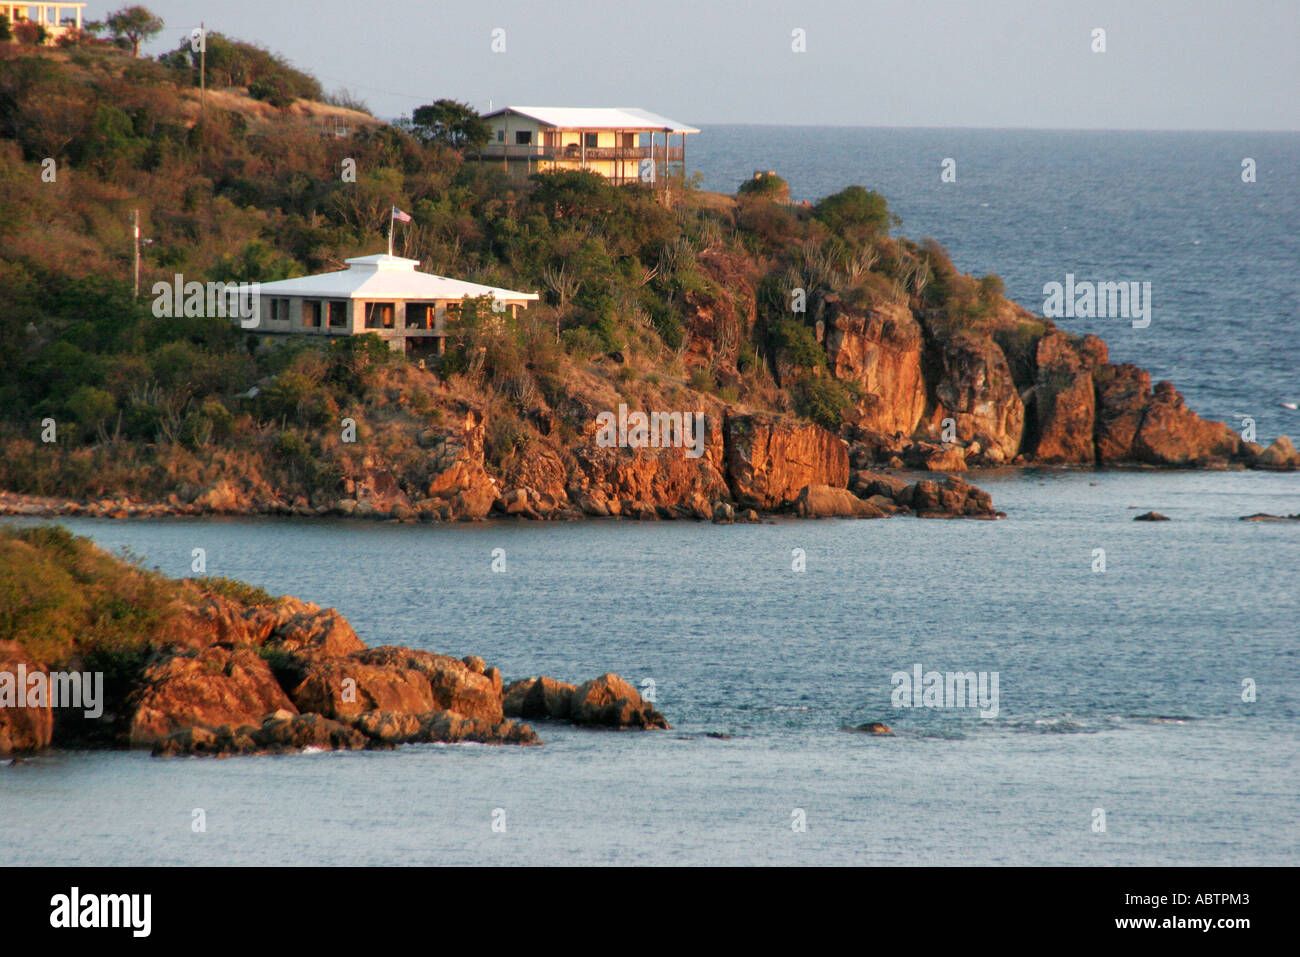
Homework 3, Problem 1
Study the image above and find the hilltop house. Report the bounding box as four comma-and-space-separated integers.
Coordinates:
0, 3, 84, 42
478, 107, 698, 185
251, 254, 538, 357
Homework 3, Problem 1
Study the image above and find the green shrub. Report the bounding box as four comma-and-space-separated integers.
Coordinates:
738, 172, 789, 201
791, 375, 854, 430
767, 317, 826, 371
194, 575, 275, 606
813, 185, 898, 239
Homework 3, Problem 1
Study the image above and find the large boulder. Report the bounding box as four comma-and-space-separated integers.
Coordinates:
290, 647, 505, 723
569, 673, 669, 729
347, 708, 540, 747
795, 484, 886, 518
724, 412, 849, 510
152, 711, 369, 757
503, 676, 577, 720
353, 647, 503, 722
258, 602, 366, 663
128, 645, 298, 747
0, 641, 53, 755
412, 710, 540, 746
908, 475, 998, 518
287, 657, 438, 720
1131, 382, 1241, 466
1255, 436, 1299, 470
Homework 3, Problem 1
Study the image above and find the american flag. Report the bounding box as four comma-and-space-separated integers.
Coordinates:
391, 206, 412, 223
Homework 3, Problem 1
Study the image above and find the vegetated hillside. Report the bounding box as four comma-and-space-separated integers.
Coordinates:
0, 38, 1289, 522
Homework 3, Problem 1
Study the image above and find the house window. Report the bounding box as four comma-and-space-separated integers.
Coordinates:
584, 132, 598, 148
267, 298, 290, 322
364, 302, 395, 329
496, 129, 504, 142
405, 304, 432, 330
302, 301, 322, 328
327, 300, 348, 328
515, 130, 532, 145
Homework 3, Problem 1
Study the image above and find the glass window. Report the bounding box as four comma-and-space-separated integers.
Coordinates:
584, 132, 598, 148
515, 130, 532, 145
302, 301, 322, 328
327, 301, 348, 327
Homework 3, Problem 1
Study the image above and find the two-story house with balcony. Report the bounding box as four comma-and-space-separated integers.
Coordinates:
0, 3, 84, 43
478, 107, 698, 185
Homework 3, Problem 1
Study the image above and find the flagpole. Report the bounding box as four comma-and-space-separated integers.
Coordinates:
387, 207, 394, 258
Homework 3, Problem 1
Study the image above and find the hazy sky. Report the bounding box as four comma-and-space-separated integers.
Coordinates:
129, 0, 1298, 130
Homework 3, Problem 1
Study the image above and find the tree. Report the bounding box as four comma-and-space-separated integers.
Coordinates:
812, 185, 898, 239
738, 171, 789, 202
0, 15, 11, 42
410, 99, 491, 152
105, 6, 163, 57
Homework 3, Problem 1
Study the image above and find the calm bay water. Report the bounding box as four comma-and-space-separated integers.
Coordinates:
2, 470, 1297, 865
2, 129, 1298, 865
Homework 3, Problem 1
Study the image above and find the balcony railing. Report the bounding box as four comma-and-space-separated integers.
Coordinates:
478, 144, 685, 162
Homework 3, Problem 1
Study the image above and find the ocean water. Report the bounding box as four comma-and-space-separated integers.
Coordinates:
1, 469, 1298, 865
2, 129, 1298, 866
694, 127, 1300, 446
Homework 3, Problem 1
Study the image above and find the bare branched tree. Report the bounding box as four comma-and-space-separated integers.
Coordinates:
540, 261, 583, 309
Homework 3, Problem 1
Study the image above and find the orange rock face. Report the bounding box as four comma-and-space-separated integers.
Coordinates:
1032, 331, 1101, 464
569, 673, 669, 729
128, 645, 298, 747
824, 299, 927, 437
0, 641, 53, 755
724, 412, 849, 510
931, 333, 1025, 462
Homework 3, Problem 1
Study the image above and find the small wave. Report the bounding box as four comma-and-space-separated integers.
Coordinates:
1010, 716, 1094, 734
1124, 714, 1195, 724
911, 729, 967, 741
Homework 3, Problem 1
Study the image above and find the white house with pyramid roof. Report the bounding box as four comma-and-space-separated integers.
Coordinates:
251, 254, 538, 356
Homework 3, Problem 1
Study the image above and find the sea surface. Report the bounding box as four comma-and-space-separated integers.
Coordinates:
2, 129, 1298, 866
2, 470, 1298, 866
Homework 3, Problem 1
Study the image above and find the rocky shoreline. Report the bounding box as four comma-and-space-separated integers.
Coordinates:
0, 465, 1006, 522
0, 585, 668, 759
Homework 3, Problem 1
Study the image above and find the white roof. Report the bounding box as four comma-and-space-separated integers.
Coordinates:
256, 254, 539, 302
484, 106, 699, 134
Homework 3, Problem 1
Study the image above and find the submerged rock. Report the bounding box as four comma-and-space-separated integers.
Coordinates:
844, 721, 893, 735
1134, 511, 1170, 521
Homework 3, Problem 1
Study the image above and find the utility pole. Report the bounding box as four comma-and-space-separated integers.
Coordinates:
132, 209, 140, 298
198, 23, 206, 145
